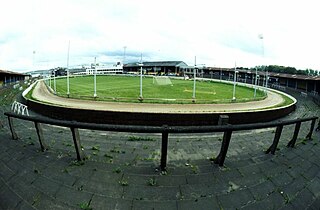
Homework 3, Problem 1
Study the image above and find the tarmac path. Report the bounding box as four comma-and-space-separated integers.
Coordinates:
32, 80, 285, 113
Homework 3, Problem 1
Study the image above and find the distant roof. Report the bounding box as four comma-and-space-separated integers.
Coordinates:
125, 61, 188, 67
209, 67, 320, 81
0, 69, 28, 76
267, 72, 320, 81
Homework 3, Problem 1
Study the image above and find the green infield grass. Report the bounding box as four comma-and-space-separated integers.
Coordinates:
50, 75, 266, 104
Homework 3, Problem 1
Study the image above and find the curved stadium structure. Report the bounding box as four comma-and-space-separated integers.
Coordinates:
23, 76, 296, 126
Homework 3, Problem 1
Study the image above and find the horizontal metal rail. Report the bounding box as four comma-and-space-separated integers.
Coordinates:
4, 112, 318, 171
4, 112, 317, 133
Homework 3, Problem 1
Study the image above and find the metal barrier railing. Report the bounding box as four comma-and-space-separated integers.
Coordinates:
11, 101, 29, 116
4, 112, 318, 171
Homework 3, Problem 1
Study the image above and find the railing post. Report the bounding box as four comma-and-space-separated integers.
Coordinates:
306, 119, 316, 140
218, 115, 229, 125
70, 127, 85, 161
34, 122, 48, 151
287, 122, 301, 148
214, 130, 233, 167
266, 125, 283, 155
160, 125, 169, 172
7, 117, 18, 140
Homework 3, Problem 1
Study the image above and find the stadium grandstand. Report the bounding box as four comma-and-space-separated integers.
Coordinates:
0, 69, 30, 86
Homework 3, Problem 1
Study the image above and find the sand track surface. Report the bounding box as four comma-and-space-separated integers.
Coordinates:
31, 80, 284, 113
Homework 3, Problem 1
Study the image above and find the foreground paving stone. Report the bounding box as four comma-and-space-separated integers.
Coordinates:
217, 188, 255, 209
122, 185, 180, 201
307, 177, 320, 198
308, 197, 320, 210
90, 195, 132, 210
303, 164, 320, 181
14, 201, 36, 210
32, 176, 62, 198
0, 185, 23, 210
132, 199, 177, 210
72, 178, 124, 198
29, 192, 77, 210
249, 180, 277, 201
282, 175, 307, 199
180, 183, 227, 199
177, 197, 220, 210
287, 187, 316, 209
0, 161, 16, 182
54, 185, 93, 207
156, 174, 187, 186
270, 171, 294, 187
242, 191, 285, 210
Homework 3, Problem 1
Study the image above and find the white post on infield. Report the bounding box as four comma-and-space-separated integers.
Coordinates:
254, 67, 258, 98
232, 62, 237, 101
94, 57, 97, 98
67, 40, 70, 97
192, 56, 196, 100
53, 69, 56, 95
139, 54, 143, 100
49, 69, 52, 88
32, 50, 36, 71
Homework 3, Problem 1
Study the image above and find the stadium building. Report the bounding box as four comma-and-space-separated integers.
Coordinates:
202, 68, 320, 96
0, 69, 30, 86
85, 63, 123, 75
123, 61, 188, 75
124, 62, 319, 99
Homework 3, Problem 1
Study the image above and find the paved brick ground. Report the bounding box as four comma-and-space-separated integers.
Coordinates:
0, 87, 319, 210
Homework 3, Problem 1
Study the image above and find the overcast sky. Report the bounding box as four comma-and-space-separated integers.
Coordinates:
1, 0, 319, 72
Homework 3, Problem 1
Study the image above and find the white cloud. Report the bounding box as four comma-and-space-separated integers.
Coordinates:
0, 0, 320, 72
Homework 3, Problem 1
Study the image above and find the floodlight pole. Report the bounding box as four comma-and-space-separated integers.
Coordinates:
123, 46, 127, 65
232, 62, 237, 101
139, 54, 143, 100
67, 40, 70, 97
192, 56, 196, 101
259, 34, 268, 93
94, 57, 97, 98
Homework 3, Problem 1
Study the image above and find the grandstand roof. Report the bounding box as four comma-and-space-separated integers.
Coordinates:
268, 72, 320, 81
125, 61, 188, 67
210, 67, 320, 81
0, 69, 28, 76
